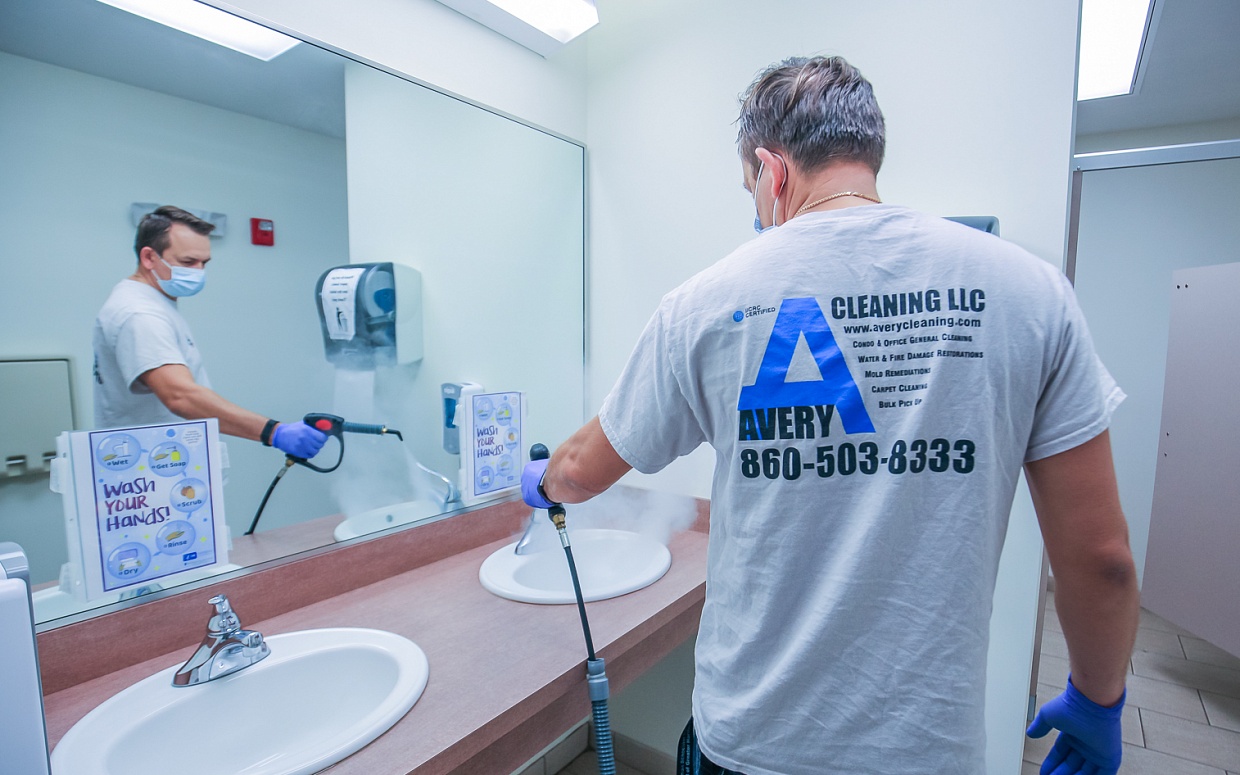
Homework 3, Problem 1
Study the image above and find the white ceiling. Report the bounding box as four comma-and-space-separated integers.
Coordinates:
2, 0, 1235, 144
0, 0, 347, 138
1076, 0, 1240, 138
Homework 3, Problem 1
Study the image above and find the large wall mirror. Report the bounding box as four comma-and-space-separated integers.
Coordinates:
0, 0, 586, 626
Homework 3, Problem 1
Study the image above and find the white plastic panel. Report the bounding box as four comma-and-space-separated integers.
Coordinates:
0, 572, 51, 775
1145, 262, 1240, 657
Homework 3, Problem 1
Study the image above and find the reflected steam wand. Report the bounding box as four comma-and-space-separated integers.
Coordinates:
245, 413, 403, 535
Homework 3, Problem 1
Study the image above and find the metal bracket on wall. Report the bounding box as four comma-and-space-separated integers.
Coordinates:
1074, 138, 1240, 173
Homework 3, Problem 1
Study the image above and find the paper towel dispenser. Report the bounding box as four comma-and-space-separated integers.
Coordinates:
0, 359, 74, 479
945, 216, 1000, 236
315, 263, 423, 370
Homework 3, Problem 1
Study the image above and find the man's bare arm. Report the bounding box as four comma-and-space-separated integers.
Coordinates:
541, 417, 632, 504
1025, 429, 1139, 706
140, 364, 270, 441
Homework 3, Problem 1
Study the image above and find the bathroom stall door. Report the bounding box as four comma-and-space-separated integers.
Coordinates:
1072, 147, 1240, 595
1144, 263, 1240, 657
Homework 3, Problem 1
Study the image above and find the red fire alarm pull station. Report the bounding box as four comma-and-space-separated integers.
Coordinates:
250, 218, 275, 246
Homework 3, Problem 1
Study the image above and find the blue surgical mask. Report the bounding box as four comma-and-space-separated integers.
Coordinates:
153, 254, 206, 298
752, 159, 781, 234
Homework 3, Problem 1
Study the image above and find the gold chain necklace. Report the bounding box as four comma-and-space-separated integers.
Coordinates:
794, 191, 882, 217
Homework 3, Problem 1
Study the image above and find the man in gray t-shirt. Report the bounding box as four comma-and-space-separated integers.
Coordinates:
523, 57, 1138, 775
92, 205, 327, 461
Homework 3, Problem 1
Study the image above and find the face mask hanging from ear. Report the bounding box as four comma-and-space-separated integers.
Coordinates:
152, 253, 206, 298
752, 159, 782, 234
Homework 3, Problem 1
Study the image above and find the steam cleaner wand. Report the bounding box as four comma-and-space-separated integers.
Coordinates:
529, 443, 615, 775
246, 413, 403, 535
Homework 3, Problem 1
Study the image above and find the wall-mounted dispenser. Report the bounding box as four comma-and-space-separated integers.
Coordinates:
129, 203, 227, 237
441, 382, 481, 455
316, 262, 423, 369
945, 216, 1000, 236
0, 358, 74, 479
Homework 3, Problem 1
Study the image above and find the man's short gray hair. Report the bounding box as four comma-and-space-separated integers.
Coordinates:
737, 55, 885, 175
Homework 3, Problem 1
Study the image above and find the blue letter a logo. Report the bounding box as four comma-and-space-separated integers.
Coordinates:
737, 297, 875, 434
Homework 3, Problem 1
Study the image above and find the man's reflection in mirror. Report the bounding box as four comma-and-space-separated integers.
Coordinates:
91, 205, 327, 460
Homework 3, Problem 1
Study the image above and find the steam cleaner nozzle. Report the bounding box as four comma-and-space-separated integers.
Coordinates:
340, 420, 398, 438
549, 504, 567, 531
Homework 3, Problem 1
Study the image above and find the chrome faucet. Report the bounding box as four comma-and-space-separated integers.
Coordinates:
416, 460, 462, 509
172, 595, 270, 687
515, 510, 539, 555
515, 509, 563, 555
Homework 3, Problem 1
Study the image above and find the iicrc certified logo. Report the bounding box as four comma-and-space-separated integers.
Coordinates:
734, 304, 776, 323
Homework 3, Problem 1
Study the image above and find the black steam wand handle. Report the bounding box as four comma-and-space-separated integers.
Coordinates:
290, 413, 345, 473
528, 443, 564, 520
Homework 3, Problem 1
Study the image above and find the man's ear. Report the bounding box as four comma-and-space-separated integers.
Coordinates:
754, 147, 786, 200
138, 246, 159, 270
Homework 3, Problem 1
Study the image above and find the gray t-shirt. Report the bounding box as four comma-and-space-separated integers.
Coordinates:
92, 279, 211, 428
598, 205, 1122, 775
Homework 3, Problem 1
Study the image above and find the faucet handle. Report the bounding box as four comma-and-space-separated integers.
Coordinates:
206, 594, 241, 636
239, 630, 265, 656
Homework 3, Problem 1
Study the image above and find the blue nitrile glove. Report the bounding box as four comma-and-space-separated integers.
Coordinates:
271, 422, 329, 459
1027, 676, 1125, 775
521, 459, 559, 509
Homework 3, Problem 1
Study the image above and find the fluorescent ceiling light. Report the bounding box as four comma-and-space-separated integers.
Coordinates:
1078, 0, 1154, 100
96, 0, 300, 61
488, 0, 598, 44
435, 0, 598, 57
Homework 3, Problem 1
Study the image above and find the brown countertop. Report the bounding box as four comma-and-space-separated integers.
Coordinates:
227, 511, 343, 568
42, 519, 708, 774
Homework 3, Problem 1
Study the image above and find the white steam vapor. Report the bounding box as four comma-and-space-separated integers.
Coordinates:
516, 485, 699, 551
329, 369, 431, 519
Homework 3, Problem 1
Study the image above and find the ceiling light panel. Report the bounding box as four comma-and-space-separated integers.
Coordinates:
96, 0, 300, 61
1078, 0, 1155, 100
488, 0, 598, 43
436, 0, 598, 57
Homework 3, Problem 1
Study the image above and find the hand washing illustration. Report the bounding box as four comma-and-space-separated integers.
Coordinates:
54, 420, 228, 600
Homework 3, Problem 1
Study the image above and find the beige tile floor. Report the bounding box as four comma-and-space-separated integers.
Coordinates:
1025, 597, 1240, 774
553, 597, 1240, 775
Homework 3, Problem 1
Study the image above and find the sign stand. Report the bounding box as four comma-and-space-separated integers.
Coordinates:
457, 389, 525, 506
51, 419, 228, 602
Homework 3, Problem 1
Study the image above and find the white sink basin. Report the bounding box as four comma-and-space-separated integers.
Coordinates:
52, 627, 429, 775
479, 528, 672, 604
333, 498, 446, 541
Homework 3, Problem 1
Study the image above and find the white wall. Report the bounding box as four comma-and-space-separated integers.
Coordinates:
343, 63, 586, 493
583, 1, 1080, 771
1074, 157, 1240, 588
0, 51, 349, 584
213, 0, 589, 141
